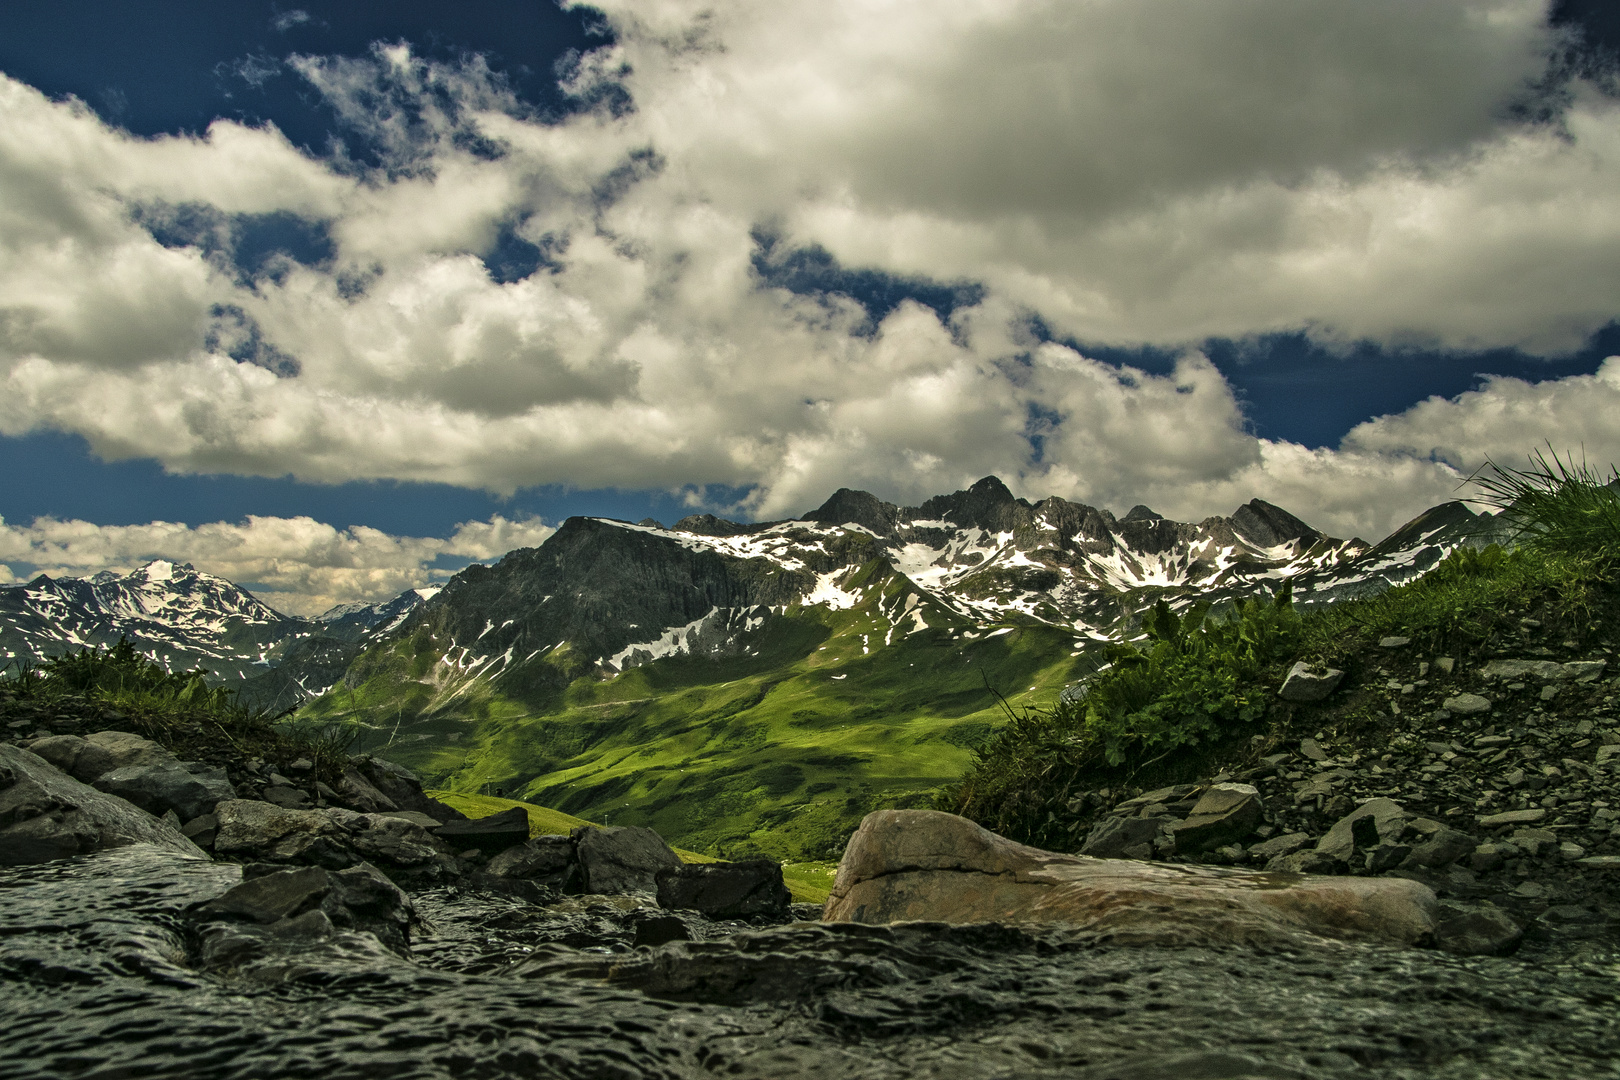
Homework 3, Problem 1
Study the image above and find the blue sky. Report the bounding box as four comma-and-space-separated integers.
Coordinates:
1, 1, 1618, 613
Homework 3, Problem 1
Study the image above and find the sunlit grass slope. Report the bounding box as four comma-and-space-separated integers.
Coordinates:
303, 561, 1085, 861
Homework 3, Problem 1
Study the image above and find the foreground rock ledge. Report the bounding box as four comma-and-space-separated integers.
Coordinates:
825, 810, 1440, 949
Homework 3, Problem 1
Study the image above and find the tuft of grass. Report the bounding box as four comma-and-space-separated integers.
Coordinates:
1471, 447, 1620, 557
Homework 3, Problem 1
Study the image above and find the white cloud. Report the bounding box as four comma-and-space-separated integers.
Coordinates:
0, 513, 555, 617
0, 1, 1616, 544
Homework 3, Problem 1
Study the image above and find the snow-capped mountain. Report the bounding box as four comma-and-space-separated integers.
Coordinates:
318, 476, 1502, 699
0, 560, 307, 680
315, 587, 443, 641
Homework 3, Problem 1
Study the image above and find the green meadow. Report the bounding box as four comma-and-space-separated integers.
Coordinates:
301, 561, 1087, 860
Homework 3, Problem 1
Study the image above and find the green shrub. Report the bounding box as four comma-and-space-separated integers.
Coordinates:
1472, 448, 1620, 557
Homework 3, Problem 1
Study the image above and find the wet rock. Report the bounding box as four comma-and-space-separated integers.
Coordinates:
182, 813, 219, 849
1442, 693, 1492, 715
0, 743, 202, 864
1431, 905, 1522, 956
195, 861, 417, 957
486, 834, 578, 890
1366, 844, 1413, 873
1080, 814, 1172, 859
436, 806, 530, 855
573, 824, 682, 896
1278, 662, 1344, 702
656, 858, 792, 919
327, 808, 449, 869
826, 810, 1437, 948
1170, 783, 1263, 854
630, 912, 692, 948
214, 799, 350, 866
92, 760, 234, 821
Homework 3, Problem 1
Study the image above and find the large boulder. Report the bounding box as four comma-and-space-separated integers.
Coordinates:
93, 760, 235, 822
656, 858, 792, 919
573, 824, 682, 895
0, 743, 203, 864
68, 731, 175, 783
487, 834, 578, 890
824, 810, 1439, 950
436, 806, 531, 855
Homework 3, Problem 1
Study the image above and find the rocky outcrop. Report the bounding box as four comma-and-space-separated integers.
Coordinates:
655, 858, 792, 919
574, 824, 682, 895
0, 743, 203, 864
194, 861, 419, 956
213, 799, 457, 877
436, 805, 530, 854
825, 810, 1439, 949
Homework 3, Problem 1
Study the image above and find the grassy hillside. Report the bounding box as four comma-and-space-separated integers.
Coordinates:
300, 561, 1086, 861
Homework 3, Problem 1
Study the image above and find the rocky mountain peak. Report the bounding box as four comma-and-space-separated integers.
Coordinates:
1121, 505, 1162, 523
802, 488, 902, 536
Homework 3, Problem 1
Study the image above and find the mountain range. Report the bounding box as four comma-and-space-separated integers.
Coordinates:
2, 478, 1503, 857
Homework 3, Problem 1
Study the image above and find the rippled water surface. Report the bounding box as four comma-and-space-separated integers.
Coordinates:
2, 847, 1618, 1078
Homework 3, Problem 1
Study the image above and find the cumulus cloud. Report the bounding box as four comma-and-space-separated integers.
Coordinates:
0, 514, 555, 617
0, 0, 1617, 543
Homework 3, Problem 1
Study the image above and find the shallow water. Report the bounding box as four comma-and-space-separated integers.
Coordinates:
2, 846, 1617, 1079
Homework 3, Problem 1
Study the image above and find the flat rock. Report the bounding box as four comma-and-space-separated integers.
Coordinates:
574, 824, 682, 896
1578, 855, 1620, 869
0, 743, 203, 864
656, 858, 792, 919
1442, 693, 1492, 715
1278, 662, 1345, 702
1248, 832, 1312, 861
825, 810, 1438, 950
71, 731, 175, 784
1478, 808, 1547, 828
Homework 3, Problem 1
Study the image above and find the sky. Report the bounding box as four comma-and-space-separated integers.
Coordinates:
2, 0, 1619, 615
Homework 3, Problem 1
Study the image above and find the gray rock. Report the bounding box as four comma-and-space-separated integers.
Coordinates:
1315, 798, 1408, 862
183, 813, 219, 849
327, 808, 448, 868
261, 785, 313, 810
1378, 636, 1412, 649
487, 834, 578, 890
436, 806, 530, 855
196, 861, 417, 955
655, 858, 792, 919
23, 734, 86, 773
1366, 843, 1413, 873
351, 757, 467, 824
1431, 905, 1522, 956
1278, 662, 1345, 702
573, 824, 682, 895
1264, 849, 1347, 875
70, 731, 174, 784
1247, 832, 1312, 861
0, 743, 203, 864
1402, 826, 1476, 869
1442, 693, 1492, 715
1169, 783, 1263, 854
1081, 814, 1171, 859
1469, 843, 1508, 872
214, 799, 351, 867
1577, 854, 1620, 869
93, 760, 235, 821
336, 766, 398, 814
1478, 808, 1547, 828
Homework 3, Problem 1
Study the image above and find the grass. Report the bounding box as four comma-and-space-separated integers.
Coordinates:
2, 638, 356, 781
301, 562, 1086, 861
940, 451, 1620, 850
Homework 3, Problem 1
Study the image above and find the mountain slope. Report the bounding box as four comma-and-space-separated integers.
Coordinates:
298, 477, 1504, 859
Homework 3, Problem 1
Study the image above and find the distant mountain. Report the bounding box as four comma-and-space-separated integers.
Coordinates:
0, 563, 442, 697
0, 561, 307, 681
295, 477, 1506, 859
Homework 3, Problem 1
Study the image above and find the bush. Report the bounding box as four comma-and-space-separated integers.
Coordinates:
1471, 448, 1620, 557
